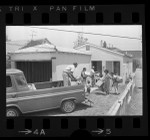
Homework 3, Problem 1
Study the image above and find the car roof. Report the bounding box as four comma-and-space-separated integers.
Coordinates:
6, 69, 23, 75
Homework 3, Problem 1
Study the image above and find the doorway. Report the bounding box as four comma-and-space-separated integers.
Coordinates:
113, 61, 120, 75
92, 61, 102, 74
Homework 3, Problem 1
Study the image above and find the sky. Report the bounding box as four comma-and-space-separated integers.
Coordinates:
6, 25, 142, 51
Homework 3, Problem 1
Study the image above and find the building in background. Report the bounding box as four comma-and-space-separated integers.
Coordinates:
122, 50, 142, 72
9, 38, 91, 83
74, 39, 133, 84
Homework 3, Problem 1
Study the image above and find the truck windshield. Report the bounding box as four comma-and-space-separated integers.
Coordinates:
15, 74, 27, 87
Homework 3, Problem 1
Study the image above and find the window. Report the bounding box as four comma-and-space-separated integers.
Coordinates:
6, 76, 12, 88
86, 45, 90, 51
15, 74, 27, 87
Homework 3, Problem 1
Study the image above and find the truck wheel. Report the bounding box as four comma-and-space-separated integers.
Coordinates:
6, 108, 20, 117
61, 100, 76, 113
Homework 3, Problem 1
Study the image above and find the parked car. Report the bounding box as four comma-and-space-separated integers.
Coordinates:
6, 69, 86, 117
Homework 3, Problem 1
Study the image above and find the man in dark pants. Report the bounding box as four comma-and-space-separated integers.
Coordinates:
81, 67, 87, 85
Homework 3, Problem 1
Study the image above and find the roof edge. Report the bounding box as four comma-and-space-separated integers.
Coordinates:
75, 43, 124, 56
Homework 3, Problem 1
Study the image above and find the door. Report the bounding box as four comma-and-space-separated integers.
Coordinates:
16, 61, 52, 83
6, 75, 16, 93
91, 61, 102, 73
113, 61, 120, 75
97, 61, 102, 74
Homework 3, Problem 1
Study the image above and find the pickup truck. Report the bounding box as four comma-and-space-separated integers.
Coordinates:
6, 69, 86, 117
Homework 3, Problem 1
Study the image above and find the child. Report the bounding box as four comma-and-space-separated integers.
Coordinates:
111, 72, 120, 95
84, 80, 94, 106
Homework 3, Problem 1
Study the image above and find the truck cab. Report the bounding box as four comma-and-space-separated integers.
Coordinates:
6, 69, 31, 93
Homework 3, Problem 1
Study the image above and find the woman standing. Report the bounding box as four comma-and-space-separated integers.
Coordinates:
102, 69, 111, 95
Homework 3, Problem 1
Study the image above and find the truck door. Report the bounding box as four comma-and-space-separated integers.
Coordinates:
6, 75, 17, 93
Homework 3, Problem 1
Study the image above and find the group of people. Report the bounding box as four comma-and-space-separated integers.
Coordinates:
98, 69, 121, 95
62, 62, 122, 95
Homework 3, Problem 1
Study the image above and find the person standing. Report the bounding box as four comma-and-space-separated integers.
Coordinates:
90, 66, 95, 87
62, 62, 78, 87
102, 69, 111, 95
110, 72, 119, 94
81, 67, 87, 85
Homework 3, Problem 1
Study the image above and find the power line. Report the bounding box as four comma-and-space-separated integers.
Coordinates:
27, 26, 141, 40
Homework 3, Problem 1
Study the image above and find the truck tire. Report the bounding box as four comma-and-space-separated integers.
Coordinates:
6, 108, 20, 117
61, 100, 76, 113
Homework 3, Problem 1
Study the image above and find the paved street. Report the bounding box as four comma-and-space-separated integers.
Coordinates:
126, 87, 142, 115
27, 84, 126, 116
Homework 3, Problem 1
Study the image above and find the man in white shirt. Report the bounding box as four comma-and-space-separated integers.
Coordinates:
62, 62, 78, 86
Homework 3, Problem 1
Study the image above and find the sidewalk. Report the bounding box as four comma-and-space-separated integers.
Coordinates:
126, 87, 142, 115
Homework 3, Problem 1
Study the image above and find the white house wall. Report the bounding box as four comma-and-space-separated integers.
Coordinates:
11, 52, 91, 82
54, 52, 91, 81
75, 46, 124, 77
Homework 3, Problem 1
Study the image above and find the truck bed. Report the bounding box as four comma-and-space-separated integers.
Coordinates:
32, 80, 64, 90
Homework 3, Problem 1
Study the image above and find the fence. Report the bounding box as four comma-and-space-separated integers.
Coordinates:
107, 73, 136, 115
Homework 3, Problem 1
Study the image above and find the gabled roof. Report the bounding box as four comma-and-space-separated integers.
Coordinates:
21, 38, 52, 49
11, 42, 91, 56
13, 43, 56, 53
75, 42, 125, 56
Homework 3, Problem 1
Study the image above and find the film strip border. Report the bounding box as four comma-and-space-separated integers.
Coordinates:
0, 5, 147, 137
0, 5, 144, 24
4, 117, 143, 137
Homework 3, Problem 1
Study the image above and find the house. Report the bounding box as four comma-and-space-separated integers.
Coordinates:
107, 47, 133, 77
9, 38, 91, 83
122, 50, 142, 72
74, 42, 133, 84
